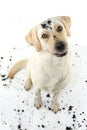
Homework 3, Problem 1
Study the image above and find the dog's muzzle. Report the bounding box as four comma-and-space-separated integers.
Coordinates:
54, 51, 67, 57
54, 41, 68, 57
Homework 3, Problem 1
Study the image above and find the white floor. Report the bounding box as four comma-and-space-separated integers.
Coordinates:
0, 39, 87, 130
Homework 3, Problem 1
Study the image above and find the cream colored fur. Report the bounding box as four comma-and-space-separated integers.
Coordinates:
8, 16, 71, 113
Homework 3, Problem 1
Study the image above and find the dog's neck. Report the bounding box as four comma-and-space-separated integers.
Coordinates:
35, 50, 69, 66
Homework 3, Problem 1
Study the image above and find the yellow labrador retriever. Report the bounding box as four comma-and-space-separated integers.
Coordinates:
8, 16, 71, 113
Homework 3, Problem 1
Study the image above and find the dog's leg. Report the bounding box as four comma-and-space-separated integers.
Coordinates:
24, 77, 32, 90
34, 89, 42, 109
51, 75, 70, 113
51, 92, 59, 113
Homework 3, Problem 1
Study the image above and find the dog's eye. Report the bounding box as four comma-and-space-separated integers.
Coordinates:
42, 34, 49, 39
56, 26, 63, 32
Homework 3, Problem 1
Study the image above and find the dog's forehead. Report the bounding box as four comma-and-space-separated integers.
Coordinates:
38, 17, 63, 31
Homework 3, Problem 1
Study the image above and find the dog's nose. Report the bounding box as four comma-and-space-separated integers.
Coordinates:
55, 41, 65, 52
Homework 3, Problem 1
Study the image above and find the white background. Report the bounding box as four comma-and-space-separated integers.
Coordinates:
0, 0, 87, 48
0, 0, 87, 130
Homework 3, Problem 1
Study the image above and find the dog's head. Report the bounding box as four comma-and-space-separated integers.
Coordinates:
25, 16, 71, 57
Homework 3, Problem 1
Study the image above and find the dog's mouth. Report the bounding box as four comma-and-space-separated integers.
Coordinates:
53, 51, 67, 57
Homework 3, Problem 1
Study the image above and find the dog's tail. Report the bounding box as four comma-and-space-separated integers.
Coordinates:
8, 59, 28, 79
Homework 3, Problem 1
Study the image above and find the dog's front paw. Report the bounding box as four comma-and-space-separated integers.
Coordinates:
34, 98, 42, 109
51, 103, 59, 113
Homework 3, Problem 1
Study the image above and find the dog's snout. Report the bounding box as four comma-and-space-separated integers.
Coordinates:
55, 41, 65, 52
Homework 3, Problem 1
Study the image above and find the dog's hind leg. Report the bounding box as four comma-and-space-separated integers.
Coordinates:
24, 77, 32, 90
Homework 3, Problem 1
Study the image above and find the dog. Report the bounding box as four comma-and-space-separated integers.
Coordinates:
8, 16, 71, 113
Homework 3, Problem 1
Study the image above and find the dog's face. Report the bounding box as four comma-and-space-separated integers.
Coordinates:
26, 16, 71, 57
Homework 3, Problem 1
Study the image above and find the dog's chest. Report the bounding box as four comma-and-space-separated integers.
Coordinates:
30, 52, 68, 90
42, 62, 64, 89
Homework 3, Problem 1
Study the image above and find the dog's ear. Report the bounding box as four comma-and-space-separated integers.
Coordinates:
25, 27, 41, 52
58, 16, 71, 36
